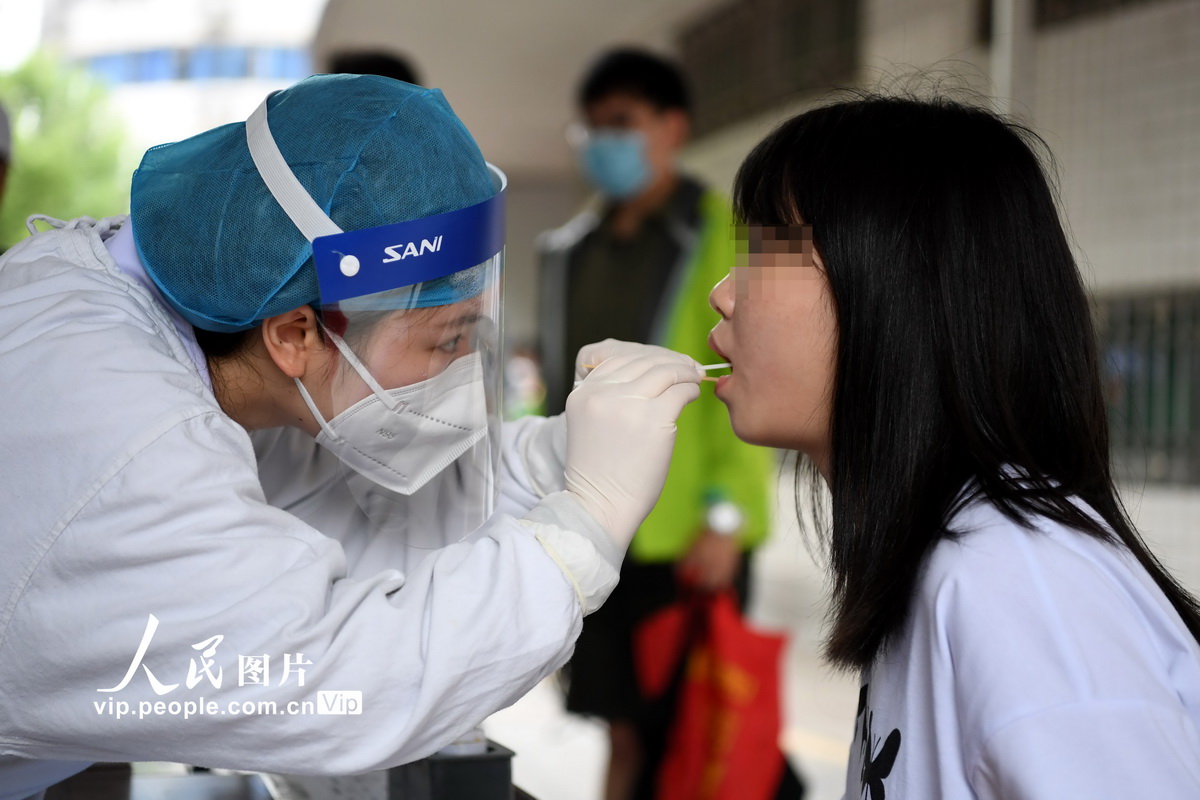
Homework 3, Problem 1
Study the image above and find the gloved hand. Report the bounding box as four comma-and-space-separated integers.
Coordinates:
575, 338, 683, 381
519, 414, 567, 498
565, 344, 703, 550
516, 338, 692, 500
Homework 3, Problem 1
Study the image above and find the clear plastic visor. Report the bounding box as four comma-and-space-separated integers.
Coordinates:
308, 252, 503, 551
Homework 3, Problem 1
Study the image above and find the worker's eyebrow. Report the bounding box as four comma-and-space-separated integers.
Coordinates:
443, 313, 483, 328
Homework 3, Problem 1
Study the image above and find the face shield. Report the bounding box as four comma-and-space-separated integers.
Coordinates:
245, 93, 505, 549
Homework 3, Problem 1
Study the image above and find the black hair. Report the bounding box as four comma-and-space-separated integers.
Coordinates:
193, 324, 261, 411
328, 50, 421, 86
733, 94, 1200, 670
578, 47, 691, 113
193, 325, 256, 362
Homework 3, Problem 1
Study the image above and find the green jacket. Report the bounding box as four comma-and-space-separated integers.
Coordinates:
538, 185, 773, 562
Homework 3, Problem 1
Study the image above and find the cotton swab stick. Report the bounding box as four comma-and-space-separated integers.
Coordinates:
575, 375, 722, 386
581, 362, 731, 371
575, 362, 730, 386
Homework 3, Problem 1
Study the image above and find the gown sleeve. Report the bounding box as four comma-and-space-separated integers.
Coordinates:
0, 411, 595, 775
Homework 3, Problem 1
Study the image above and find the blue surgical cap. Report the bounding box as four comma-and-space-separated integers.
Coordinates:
130, 74, 496, 332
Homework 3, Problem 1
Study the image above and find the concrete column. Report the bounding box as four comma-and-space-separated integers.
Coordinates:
990, 0, 1036, 118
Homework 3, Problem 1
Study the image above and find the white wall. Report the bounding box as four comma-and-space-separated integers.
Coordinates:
1034, 0, 1200, 293
1124, 484, 1200, 591
680, 0, 992, 192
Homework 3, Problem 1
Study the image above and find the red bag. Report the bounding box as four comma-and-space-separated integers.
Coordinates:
634, 593, 788, 800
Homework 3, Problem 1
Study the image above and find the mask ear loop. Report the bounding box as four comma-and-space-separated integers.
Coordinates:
294, 376, 339, 441
292, 318, 407, 441
318, 321, 405, 412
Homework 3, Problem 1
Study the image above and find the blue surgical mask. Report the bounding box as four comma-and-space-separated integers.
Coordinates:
580, 130, 651, 199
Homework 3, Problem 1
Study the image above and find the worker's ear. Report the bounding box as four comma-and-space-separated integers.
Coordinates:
663, 108, 690, 150
261, 305, 327, 380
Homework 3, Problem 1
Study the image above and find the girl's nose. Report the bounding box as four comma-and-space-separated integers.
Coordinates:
709, 273, 734, 319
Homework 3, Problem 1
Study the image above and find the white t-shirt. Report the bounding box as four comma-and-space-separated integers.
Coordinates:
844, 496, 1200, 799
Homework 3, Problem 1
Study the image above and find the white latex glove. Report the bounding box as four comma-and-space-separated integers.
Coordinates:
515, 339, 692, 501
575, 338, 685, 381
519, 414, 567, 498
564, 345, 703, 550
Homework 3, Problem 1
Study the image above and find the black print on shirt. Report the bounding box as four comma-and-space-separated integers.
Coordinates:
857, 683, 902, 800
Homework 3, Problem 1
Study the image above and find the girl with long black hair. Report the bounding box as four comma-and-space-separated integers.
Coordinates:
707, 95, 1200, 797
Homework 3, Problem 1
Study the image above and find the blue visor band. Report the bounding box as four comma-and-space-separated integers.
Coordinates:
243, 89, 507, 311
312, 184, 505, 305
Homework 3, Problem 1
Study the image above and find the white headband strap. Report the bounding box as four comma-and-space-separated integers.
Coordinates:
245, 92, 343, 243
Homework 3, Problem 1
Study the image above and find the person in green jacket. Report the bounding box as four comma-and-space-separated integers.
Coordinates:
537, 48, 775, 800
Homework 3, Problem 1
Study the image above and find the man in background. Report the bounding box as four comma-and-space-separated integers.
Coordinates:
538, 48, 774, 800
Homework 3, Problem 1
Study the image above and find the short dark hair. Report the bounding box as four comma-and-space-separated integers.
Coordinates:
328, 51, 420, 86
578, 47, 691, 113
733, 94, 1200, 670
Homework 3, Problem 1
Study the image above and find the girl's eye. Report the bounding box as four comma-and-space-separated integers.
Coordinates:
437, 335, 463, 354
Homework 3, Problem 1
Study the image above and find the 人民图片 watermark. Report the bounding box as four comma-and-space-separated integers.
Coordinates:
91, 614, 363, 719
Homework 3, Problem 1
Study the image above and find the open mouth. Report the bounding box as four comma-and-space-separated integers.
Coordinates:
704, 335, 734, 394
699, 362, 731, 383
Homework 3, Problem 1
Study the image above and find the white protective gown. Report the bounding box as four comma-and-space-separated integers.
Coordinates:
0, 217, 620, 799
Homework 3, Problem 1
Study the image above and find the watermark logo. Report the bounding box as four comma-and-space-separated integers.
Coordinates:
98, 614, 312, 696
317, 691, 362, 715
92, 614, 358, 720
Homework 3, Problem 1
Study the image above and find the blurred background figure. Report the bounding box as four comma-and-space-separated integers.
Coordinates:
0, 102, 10, 214
328, 48, 421, 84
504, 345, 548, 419
538, 47, 777, 800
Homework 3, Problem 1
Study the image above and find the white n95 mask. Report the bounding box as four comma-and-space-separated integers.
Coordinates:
295, 332, 488, 497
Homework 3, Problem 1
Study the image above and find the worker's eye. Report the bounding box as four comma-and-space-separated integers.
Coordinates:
436, 335, 464, 354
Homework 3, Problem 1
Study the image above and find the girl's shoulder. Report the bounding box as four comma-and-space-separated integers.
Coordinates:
913, 495, 1199, 713
920, 496, 1154, 622
896, 497, 1200, 794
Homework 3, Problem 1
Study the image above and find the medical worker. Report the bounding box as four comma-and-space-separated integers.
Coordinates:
0, 75, 702, 799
